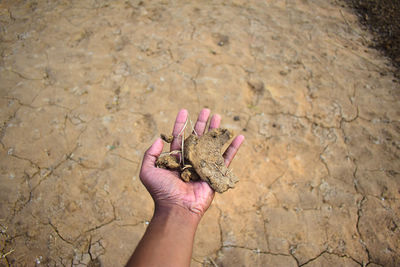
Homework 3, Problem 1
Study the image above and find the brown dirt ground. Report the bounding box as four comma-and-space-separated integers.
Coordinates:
1, 0, 399, 266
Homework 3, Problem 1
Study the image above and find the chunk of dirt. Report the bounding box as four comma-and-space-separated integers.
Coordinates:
156, 128, 238, 193
156, 154, 180, 169
161, 133, 174, 143
181, 167, 200, 182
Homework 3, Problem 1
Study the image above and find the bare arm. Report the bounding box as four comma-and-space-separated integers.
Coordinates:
126, 109, 244, 267
126, 204, 200, 267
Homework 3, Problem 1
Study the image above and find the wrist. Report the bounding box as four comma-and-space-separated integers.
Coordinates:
153, 203, 202, 227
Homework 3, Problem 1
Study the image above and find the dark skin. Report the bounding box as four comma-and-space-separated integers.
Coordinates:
126, 108, 245, 267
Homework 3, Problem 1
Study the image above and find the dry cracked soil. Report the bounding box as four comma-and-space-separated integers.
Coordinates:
0, 0, 399, 266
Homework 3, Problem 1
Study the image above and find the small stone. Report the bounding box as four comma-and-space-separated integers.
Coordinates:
66, 201, 78, 212
279, 70, 288, 76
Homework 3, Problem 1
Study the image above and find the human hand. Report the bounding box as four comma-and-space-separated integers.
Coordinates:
139, 108, 244, 219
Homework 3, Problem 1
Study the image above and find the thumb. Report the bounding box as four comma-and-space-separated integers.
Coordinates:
141, 138, 164, 170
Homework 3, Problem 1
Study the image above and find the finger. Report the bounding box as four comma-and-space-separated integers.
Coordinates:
171, 109, 188, 151
223, 135, 245, 167
141, 138, 164, 170
208, 114, 221, 130
194, 108, 210, 136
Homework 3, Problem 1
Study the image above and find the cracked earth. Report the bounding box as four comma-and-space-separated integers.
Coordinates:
0, 0, 399, 266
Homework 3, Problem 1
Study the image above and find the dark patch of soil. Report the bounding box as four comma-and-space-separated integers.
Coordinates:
344, 0, 400, 78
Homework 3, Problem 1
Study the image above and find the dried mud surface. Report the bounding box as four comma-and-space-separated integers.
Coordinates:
0, 0, 399, 266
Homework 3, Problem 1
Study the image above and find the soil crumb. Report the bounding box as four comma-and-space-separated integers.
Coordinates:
160, 133, 174, 143
156, 128, 238, 193
156, 154, 180, 169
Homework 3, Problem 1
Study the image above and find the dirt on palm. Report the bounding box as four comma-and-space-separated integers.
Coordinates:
157, 128, 238, 193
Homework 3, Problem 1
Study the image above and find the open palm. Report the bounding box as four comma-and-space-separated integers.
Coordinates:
139, 109, 244, 217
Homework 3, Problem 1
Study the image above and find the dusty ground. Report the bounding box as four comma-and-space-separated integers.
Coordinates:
0, 0, 399, 266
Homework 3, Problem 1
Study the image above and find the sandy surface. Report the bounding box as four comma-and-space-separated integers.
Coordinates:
0, 0, 399, 266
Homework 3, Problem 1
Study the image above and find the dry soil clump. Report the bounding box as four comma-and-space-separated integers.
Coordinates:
156, 128, 238, 193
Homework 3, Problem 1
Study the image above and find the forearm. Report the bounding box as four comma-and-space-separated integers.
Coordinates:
126, 204, 201, 267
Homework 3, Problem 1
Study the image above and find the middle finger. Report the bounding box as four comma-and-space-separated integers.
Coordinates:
193, 108, 211, 136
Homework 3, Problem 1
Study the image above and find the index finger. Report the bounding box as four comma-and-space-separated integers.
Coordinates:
170, 109, 188, 151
